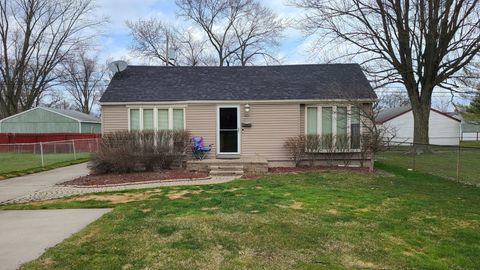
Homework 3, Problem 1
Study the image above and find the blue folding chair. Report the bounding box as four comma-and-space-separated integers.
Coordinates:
191, 136, 213, 160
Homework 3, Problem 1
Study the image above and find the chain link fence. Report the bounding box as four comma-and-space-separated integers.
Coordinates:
0, 138, 99, 175
376, 140, 480, 185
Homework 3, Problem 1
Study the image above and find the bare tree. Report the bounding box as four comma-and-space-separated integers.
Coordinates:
176, 0, 284, 66
126, 18, 180, 66
294, 0, 480, 145
230, 3, 286, 66
0, 0, 103, 118
59, 49, 106, 114
376, 91, 410, 111
127, 18, 212, 66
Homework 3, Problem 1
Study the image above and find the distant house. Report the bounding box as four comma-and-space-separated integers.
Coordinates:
100, 64, 377, 167
0, 107, 101, 134
447, 112, 480, 141
376, 106, 461, 145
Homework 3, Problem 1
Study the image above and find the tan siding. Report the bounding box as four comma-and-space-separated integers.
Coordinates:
102, 105, 128, 133
185, 104, 217, 154
299, 104, 305, 134
242, 104, 300, 161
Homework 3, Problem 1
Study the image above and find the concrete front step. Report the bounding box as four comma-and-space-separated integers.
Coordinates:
208, 165, 244, 170
209, 170, 244, 176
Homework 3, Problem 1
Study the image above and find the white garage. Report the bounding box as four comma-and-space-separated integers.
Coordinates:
376, 106, 461, 146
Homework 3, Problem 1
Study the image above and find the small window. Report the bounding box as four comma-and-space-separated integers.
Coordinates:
130, 109, 140, 130
322, 107, 333, 148
351, 107, 361, 149
173, 109, 184, 130
143, 109, 154, 130
158, 109, 169, 130
336, 107, 348, 149
306, 107, 317, 135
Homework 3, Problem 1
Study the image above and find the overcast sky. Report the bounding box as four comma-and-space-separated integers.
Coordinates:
95, 0, 309, 65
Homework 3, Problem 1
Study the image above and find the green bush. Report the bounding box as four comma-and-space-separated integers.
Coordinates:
90, 130, 191, 174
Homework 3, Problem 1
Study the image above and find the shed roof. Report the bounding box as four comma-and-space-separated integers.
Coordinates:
100, 64, 377, 103
376, 105, 461, 124
45, 108, 100, 123
0, 107, 100, 123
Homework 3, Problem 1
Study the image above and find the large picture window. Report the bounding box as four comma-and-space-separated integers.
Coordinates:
129, 107, 185, 131
305, 105, 361, 150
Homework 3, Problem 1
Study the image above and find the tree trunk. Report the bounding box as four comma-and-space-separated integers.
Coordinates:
411, 101, 431, 152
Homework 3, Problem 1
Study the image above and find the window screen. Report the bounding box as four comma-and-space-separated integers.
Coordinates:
306, 107, 318, 135
336, 107, 348, 148
158, 109, 169, 130
143, 109, 154, 130
172, 109, 184, 130
130, 109, 140, 130
351, 107, 361, 149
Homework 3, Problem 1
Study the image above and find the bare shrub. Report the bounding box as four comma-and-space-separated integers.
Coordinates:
284, 135, 306, 167
306, 134, 321, 166
90, 130, 191, 174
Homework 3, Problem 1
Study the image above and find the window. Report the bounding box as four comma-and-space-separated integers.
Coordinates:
336, 107, 348, 149
351, 107, 361, 149
173, 109, 184, 130
130, 109, 140, 130
158, 109, 169, 130
305, 105, 361, 150
129, 107, 185, 131
143, 109, 154, 130
306, 107, 317, 135
322, 107, 333, 149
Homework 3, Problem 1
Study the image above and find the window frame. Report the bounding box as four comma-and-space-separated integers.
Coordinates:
304, 104, 362, 152
128, 105, 186, 131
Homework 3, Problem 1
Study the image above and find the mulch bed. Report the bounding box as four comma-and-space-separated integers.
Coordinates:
269, 166, 370, 173
62, 170, 209, 186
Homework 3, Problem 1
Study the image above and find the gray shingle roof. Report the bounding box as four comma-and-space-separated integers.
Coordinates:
100, 64, 376, 103
45, 108, 100, 123
376, 105, 461, 123
376, 105, 412, 123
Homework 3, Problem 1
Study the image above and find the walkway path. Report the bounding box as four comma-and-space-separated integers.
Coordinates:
0, 163, 89, 203
0, 208, 111, 270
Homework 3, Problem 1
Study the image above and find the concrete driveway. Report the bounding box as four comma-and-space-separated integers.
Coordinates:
0, 163, 89, 204
0, 209, 111, 270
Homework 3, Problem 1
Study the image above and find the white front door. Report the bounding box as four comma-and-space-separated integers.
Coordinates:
217, 105, 240, 155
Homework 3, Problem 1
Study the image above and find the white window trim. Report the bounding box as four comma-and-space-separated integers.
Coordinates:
128, 107, 185, 131
305, 104, 362, 152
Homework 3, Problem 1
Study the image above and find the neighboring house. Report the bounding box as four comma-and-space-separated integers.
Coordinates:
0, 107, 101, 134
100, 64, 377, 167
447, 112, 480, 141
376, 106, 461, 145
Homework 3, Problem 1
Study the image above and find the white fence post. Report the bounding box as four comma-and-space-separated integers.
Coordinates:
39, 142, 44, 167
72, 140, 77, 160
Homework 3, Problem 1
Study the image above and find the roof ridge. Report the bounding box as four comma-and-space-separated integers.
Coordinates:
126, 63, 361, 69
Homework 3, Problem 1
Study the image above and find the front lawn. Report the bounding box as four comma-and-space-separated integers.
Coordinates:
4, 164, 480, 269
0, 152, 91, 178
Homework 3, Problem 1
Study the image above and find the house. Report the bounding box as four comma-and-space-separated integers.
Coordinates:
376, 105, 461, 145
447, 112, 480, 141
100, 64, 377, 168
0, 107, 101, 134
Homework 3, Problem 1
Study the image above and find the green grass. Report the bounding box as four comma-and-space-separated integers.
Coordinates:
460, 140, 480, 148
377, 145, 480, 185
0, 152, 91, 178
4, 164, 479, 269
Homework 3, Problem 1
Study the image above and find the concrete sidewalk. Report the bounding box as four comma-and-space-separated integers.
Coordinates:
0, 163, 89, 204
0, 208, 111, 270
